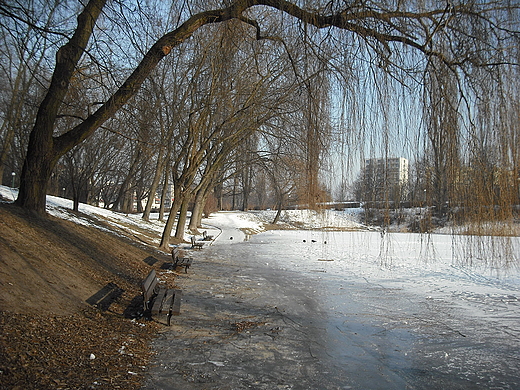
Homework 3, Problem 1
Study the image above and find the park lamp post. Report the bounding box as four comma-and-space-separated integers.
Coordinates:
11, 172, 15, 188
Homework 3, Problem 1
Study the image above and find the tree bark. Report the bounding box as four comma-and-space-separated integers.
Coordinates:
174, 196, 191, 240
159, 184, 181, 251
158, 203, 179, 251
272, 199, 284, 224
188, 188, 206, 232
189, 170, 218, 230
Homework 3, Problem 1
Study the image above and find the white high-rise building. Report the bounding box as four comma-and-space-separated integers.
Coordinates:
361, 157, 409, 202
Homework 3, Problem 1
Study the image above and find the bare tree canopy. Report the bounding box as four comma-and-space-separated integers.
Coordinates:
0, 0, 518, 215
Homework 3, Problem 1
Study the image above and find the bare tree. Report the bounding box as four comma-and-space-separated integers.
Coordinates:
0, 0, 517, 221
0, 0, 62, 184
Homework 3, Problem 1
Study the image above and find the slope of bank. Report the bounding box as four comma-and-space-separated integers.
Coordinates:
0, 203, 176, 389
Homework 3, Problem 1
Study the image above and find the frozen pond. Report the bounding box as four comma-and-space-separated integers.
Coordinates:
183, 213, 520, 389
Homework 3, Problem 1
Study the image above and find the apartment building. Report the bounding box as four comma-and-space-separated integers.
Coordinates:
360, 157, 409, 202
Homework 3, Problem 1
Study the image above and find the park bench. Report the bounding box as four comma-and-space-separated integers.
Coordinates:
141, 269, 182, 325
202, 230, 214, 241
190, 235, 204, 249
171, 246, 192, 273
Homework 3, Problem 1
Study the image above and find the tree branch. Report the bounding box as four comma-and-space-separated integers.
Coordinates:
0, 4, 70, 39
53, 0, 519, 157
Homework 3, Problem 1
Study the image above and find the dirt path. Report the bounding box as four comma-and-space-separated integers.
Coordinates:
144, 245, 421, 389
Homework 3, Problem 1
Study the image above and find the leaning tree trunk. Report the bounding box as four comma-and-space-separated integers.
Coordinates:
142, 148, 165, 221
189, 175, 214, 231
159, 203, 181, 251
15, 134, 58, 215
190, 173, 218, 229
159, 183, 182, 251
14, 0, 106, 215
188, 188, 205, 232
174, 196, 191, 240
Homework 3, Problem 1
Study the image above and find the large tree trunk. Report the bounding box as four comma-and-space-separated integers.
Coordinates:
188, 188, 205, 232
14, 0, 106, 214
159, 202, 180, 251
189, 175, 215, 231
15, 134, 57, 214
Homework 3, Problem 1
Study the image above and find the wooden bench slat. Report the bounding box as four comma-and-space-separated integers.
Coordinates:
171, 289, 182, 316
142, 269, 158, 295
151, 287, 167, 315
142, 270, 159, 310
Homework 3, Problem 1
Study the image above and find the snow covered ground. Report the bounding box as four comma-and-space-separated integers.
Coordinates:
3, 186, 520, 387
